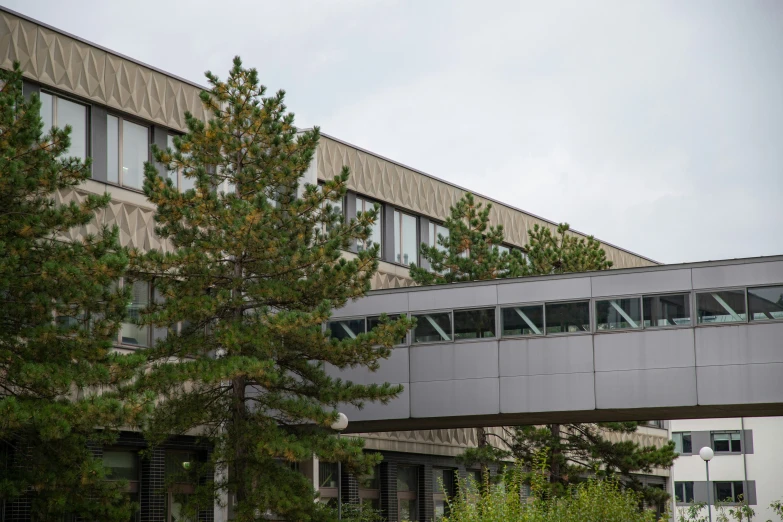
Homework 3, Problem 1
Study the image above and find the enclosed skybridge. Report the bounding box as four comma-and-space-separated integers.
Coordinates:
326, 256, 783, 433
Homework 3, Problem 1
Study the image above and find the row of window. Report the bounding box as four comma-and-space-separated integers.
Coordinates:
318, 464, 483, 521
674, 481, 746, 504
672, 431, 743, 455
327, 284, 783, 345
102, 448, 199, 522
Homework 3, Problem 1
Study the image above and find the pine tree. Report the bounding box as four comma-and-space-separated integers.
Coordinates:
410, 193, 676, 508
131, 57, 411, 522
0, 62, 147, 520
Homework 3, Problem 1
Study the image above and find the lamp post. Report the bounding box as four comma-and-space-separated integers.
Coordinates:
700, 446, 714, 521
331, 412, 349, 521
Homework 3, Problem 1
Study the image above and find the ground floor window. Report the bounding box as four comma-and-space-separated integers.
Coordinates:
397, 466, 418, 521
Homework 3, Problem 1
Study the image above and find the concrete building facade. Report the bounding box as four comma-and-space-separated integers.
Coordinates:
0, 6, 687, 521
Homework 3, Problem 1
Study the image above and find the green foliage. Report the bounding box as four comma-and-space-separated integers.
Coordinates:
442, 458, 659, 522
131, 56, 411, 522
330, 503, 385, 522
411, 193, 673, 508
0, 62, 147, 520
716, 495, 755, 522
676, 502, 708, 522
409, 193, 526, 284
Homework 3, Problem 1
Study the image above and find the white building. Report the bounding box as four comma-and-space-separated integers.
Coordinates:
669, 417, 783, 521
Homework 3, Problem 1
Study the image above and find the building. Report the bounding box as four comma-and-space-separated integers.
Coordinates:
669, 417, 783, 521
0, 6, 672, 521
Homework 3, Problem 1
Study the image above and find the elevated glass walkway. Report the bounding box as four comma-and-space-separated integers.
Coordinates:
326, 255, 783, 432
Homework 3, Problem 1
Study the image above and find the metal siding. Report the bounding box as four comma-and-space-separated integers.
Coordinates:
499, 335, 594, 377
339, 385, 411, 422
325, 347, 409, 386
332, 292, 410, 318
696, 363, 783, 405
746, 480, 756, 505
408, 285, 498, 312
690, 431, 711, 454
409, 341, 499, 382
691, 261, 783, 289
594, 328, 695, 371
499, 372, 596, 413
595, 367, 697, 409
152, 125, 167, 178
590, 268, 693, 297
410, 378, 500, 418
496, 277, 592, 304
692, 481, 709, 504
695, 322, 783, 367
742, 429, 753, 454
22, 79, 39, 98
382, 203, 394, 263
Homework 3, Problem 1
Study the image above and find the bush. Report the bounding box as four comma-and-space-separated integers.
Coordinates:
442, 459, 660, 522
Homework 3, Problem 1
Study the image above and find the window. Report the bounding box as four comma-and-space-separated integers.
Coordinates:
643, 293, 691, 327
712, 432, 742, 453
397, 466, 418, 521
412, 312, 452, 343
545, 301, 590, 334
672, 432, 692, 454
714, 481, 744, 504
166, 452, 196, 522
501, 304, 544, 336
429, 222, 449, 250
120, 280, 151, 347
596, 297, 642, 330
748, 285, 783, 321
453, 308, 496, 340
674, 481, 694, 503
327, 318, 366, 341
107, 115, 149, 190
393, 210, 418, 266
39, 92, 88, 161
696, 290, 747, 324
367, 314, 406, 345
433, 468, 456, 519
319, 187, 344, 235
318, 461, 339, 506
358, 465, 380, 512
166, 134, 196, 192
356, 196, 382, 254
104, 449, 140, 521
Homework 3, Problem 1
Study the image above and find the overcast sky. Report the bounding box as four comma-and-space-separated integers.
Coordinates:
7, 0, 783, 263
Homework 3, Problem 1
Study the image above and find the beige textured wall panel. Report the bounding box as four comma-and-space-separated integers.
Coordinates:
0, 10, 205, 132
318, 136, 657, 270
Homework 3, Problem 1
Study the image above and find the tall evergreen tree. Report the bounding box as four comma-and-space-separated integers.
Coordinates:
0, 62, 147, 520
132, 57, 411, 522
410, 193, 676, 507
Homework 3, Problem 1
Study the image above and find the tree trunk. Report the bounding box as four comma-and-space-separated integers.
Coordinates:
549, 423, 560, 485
477, 427, 488, 482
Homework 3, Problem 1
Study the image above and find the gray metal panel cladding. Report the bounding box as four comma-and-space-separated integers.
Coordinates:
499, 335, 594, 377
689, 432, 711, 454
595, 367, 697, 409
90, 105, 108, 182
594, 328, 695, 371
591, 268, 693, 297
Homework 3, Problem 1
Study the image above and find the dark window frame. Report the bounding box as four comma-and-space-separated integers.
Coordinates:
392, 208, 419, 267
39, 89, 91, 161
452, 306, 497, 341
695, 288, 748, 325
500, 302, 545, 338
748, 284, 783, 322
711, 431, 742, 454
674, 481, 695, 504
713, 481, 745, 504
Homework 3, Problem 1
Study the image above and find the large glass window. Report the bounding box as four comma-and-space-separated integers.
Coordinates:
674, 481, 694, 503
39, 92, 88, 161
356, 197, 382, 254
712, 432, 742, 453
596, 297, 642, 330
104, 450, 140, 521
397, 466, 418, 521
393, 210, 418, 266
107, 115, 149, 190
428, 222, 449, 250
501, 305, 544, 336
358, 465, 380, 513
696, 290, 747, 324
643, 293, 691, 327
367, 314, 406, 345
714, 481, 744, 503
453, 308, 496, 340
748, 285, 783, 321
412, 312, 452, 343
672, 432, 692, 454
433, 468, 456, 519
121, 280, 150, 347
166, 452, 196, 522
545, 301, 590, 334
327, 318, 366, 341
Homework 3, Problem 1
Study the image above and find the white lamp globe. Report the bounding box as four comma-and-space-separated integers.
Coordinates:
331, 412, 349, 432
699, 446, 714, 462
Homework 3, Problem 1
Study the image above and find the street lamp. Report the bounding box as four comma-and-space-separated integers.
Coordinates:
331, 413, 348, 521
700, 446, 714, 521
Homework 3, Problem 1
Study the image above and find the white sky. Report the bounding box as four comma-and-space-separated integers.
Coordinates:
6, 0, 783, 263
